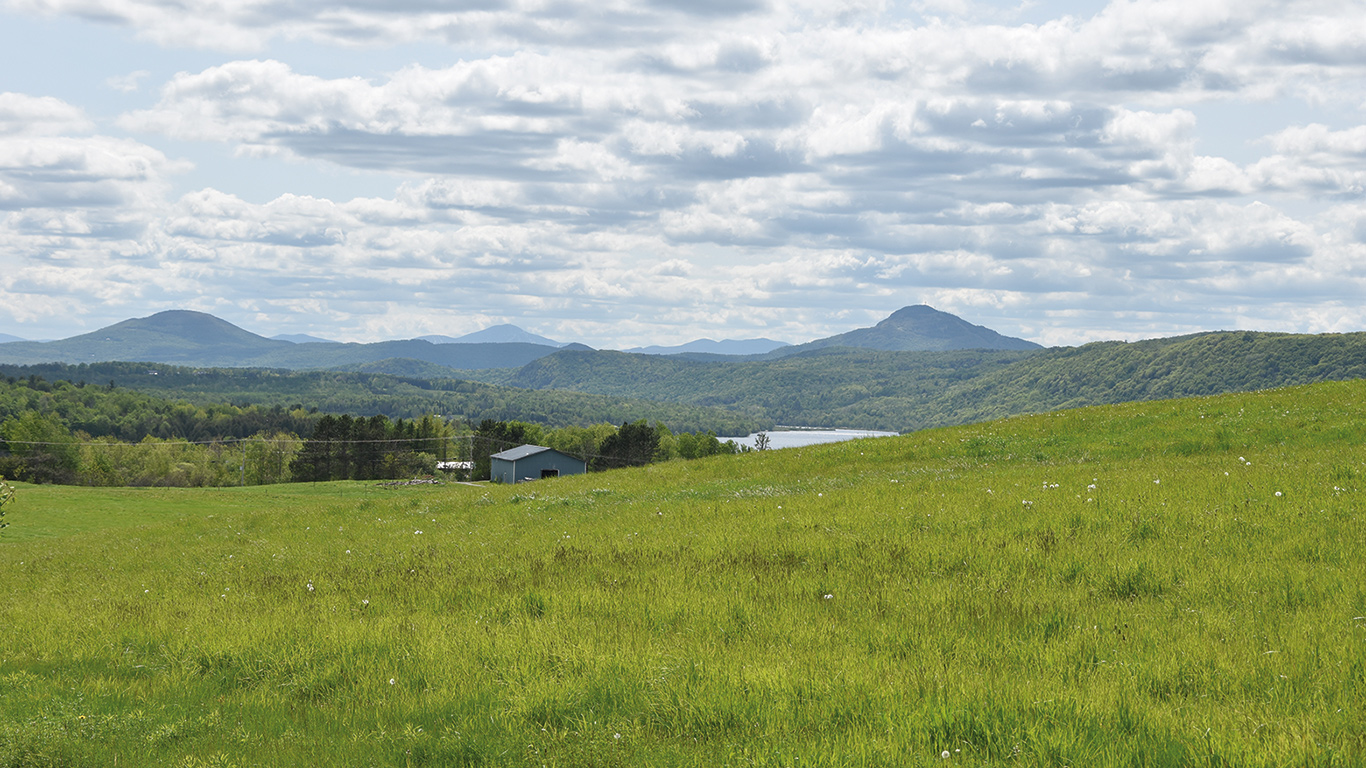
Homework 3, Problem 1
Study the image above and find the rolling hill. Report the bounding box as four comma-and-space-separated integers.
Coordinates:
454, 330, 1366, 431
3, 380, 1363, 764
624, 338, 791, 356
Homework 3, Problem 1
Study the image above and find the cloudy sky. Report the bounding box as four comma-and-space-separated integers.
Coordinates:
1, 0, 1363, 348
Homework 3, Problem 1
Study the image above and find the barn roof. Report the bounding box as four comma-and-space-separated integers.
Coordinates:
490, 444, 557, 461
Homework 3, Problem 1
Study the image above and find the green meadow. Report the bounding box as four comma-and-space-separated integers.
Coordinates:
2, 381, 1364, 766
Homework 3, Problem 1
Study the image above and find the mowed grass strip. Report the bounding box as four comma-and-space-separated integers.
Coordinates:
2, 381, 1364, 766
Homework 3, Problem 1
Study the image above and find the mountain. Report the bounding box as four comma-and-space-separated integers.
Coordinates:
418, 324, 563, 347
0, 311, 571, 371
272, 333, 338, 344
625, 338, 791, 356
770, 305, 1041, 355
0, 310, 292, 365
0, 333, 26, 343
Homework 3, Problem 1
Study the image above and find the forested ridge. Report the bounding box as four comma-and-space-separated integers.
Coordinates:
920, 331, 1366, 425
456, 330, 1366, 431
0, 373, 316, 443
0, 362, 765, 435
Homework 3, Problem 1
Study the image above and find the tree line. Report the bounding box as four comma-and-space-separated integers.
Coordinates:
466, 419, 741, 481
0, 375, 746, 487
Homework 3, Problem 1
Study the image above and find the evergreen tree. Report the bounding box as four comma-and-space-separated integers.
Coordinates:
593, 421, 660, 471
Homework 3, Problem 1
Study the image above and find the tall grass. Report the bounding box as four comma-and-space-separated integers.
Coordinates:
1, 381, 1364, 766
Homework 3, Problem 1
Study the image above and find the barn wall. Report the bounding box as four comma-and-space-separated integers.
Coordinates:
491, 451, 587, 483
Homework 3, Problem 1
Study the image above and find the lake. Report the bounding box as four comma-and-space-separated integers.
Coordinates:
719, 428, 900, 450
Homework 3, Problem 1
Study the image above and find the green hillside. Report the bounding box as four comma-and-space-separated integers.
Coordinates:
0, 362, 766, 435
922, 330, 1366, 425
487, 347, 1032, 426
463, 330, 1366, 431
1, 381, 1363, 765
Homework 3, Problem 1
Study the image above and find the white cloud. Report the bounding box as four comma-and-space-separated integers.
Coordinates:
0, 92, 93, 135
106, 69, 150, 93
3, 0, 1366, 345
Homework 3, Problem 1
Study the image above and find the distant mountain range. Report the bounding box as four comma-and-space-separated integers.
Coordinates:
6, 309, 1366, 434
0, 310, 575, 370
0, 305, 1040, 371
417, 324, 566, 347
272, 333, 337, 344
0, 333, 26, 344
625, 338, 791, 356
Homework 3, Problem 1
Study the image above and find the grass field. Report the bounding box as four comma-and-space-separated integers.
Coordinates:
2, 381, 1364, 766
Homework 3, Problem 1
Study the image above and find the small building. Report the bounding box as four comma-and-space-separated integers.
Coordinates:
436, 460, 473, 480
489, 445, 587, 484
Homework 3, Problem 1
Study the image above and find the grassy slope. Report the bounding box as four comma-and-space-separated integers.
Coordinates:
1, 381, 1364, 766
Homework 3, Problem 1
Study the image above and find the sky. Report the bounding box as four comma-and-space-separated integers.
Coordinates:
1, 0, 1364, 349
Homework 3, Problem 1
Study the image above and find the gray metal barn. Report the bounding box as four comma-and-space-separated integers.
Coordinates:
489, 445, 587, 484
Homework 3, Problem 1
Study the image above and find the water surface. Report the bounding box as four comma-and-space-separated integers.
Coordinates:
720, 428, 899, 450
